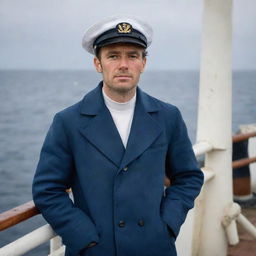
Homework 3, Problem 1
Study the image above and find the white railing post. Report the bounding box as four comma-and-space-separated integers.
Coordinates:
250, 136, 256, 193
50, 236, 63, 255
192, 0, 234, 255
239, 124, 256, 194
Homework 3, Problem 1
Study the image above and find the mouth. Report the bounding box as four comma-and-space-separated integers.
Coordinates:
115, 75, 132, 79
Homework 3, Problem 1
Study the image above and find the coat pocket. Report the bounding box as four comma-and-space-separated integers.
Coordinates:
160, 219, 177, 255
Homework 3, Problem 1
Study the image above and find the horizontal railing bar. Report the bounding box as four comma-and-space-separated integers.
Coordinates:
0, 201, 39, 231
0, 224, 56, 256
232, 157, 256, 169
233, 131, 256, 143
193, 141, 214, 157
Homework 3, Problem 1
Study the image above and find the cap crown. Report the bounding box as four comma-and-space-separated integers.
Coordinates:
82, 15, 153, 54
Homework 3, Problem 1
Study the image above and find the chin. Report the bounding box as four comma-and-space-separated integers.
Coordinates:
113, 84, 136, 94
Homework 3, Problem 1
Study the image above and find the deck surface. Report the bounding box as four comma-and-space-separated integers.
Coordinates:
227, 208, 256, 256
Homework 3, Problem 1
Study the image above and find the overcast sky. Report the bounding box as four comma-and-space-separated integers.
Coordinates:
0, 0, 255, 70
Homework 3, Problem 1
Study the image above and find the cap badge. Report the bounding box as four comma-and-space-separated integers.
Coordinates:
116, 22, 132, 34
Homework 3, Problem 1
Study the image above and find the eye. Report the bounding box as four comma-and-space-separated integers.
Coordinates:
129, 54, 138, 59
108, 54, 118, 59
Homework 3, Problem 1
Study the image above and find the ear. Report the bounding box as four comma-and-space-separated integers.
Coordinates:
141, 57, 147, 73
94, 57, 102, 73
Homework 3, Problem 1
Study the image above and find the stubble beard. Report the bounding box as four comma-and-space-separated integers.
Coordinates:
105, 81, 137, 97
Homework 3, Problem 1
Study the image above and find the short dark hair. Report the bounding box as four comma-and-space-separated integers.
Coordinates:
142, 50, 148, 58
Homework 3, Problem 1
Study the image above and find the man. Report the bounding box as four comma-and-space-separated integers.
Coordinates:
32, 16, 204, 256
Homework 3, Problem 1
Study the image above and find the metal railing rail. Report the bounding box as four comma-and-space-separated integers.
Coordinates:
0, 224, 56, 256
233, 157, 256, 169
0, 201, 39, 232
232, 131, 256, 143
232, 132, 256, 169
221, 132, 256, 245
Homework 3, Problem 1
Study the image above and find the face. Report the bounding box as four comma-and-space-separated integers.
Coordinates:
94, 43, 146, 97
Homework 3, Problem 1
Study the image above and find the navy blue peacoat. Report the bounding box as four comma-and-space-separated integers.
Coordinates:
32, 82, 204, 256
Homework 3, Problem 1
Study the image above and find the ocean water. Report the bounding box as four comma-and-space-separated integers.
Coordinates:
0, 70, 255, 255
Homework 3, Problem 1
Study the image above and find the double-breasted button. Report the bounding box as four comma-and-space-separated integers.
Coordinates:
123, 166, 128, 171
138, 220, 145, 227
118, 220, 125, 228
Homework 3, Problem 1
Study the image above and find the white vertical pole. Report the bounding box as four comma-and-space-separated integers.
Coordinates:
249, 137, 256, 193
193, 0, 234, 255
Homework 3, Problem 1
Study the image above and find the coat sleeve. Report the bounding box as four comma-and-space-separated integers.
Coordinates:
161, 108, 204, 238
32, 113, 99, 255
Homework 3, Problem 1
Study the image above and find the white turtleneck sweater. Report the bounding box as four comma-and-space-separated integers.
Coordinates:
102, 88, 136, 148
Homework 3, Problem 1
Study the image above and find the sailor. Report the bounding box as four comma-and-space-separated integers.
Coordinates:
32, 16, 204, 256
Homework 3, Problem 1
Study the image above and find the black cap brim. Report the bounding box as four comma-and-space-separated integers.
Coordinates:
96, 37, 147, 49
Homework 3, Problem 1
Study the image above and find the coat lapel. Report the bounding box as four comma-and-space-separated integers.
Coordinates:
119, 88, 163, 170
78, 82, 125, 168
78, 83, 162, 170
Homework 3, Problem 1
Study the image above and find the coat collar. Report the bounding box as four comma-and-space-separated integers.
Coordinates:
79, 81, 162, 169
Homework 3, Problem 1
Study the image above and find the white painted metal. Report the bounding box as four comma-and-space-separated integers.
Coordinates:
50, 236, 63, 254
176, 143, 214, 255
222, 203, 241, 227
240, 124, 256, 193
249, 137, 256, 193
0, 224, 56, 256
238, 124, 256, 196
222, 203, 241, 245
201, 167, 215, 183
193, 141, 213, 157
176, 208, 195, 256
237, 213, 256, 239
191, 167, 217, 255
48, 245, 65, 256
191, 177, 207, 256
196, 0, 233, 150
225, 222, 239, 246
193, 0, 234, 255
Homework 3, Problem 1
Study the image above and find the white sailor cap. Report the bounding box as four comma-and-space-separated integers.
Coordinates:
82, 16, 153, 55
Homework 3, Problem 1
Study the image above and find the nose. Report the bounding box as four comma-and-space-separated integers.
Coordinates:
119, 57, 128, 71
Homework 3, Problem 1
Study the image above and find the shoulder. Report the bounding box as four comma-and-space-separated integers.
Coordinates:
54, 100, 82, 122
54, 85, 98, 120
140, 88, 181, 117
139, 89, 184, 135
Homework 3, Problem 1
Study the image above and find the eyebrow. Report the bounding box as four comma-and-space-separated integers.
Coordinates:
106, 50, 140, 55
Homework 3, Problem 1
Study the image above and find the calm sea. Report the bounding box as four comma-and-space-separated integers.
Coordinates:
0, 70, 255, 255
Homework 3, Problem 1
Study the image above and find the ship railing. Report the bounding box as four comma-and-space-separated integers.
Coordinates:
0, 132, 256, 256
232, 131, 256, 169
193, 131, 256, 253
0, 201, 64, 256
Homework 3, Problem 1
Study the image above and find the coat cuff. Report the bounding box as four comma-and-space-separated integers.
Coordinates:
161, 199, 187, 238
60, 220, 100, 255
